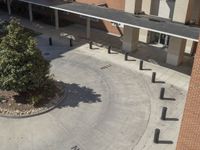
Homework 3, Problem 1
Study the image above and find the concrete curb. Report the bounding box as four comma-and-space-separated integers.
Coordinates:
0, 85, 67, 119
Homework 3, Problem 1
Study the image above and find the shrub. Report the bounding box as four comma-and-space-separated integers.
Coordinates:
30, 94, 44, 105
0, 19, 51, 99
0, 96, 5, 102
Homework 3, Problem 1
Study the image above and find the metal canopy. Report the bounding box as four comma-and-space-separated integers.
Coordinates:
18, 0, 200, 42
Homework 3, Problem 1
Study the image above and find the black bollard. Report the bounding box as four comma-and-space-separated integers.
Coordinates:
49, 37, 52, 46
70, 38, 73, 47
154, 129, 160, 143
161, 107, 167, 120
160, 87, 165, 99
139, 60, 143, 70
108, 46, 111, 54
89, 41, 93, 49
152, 72, 156, 83
125, 52, 128, 61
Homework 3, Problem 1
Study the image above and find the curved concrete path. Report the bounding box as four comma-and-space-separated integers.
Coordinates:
0, 50, 150, 150
0, 34, 188, 150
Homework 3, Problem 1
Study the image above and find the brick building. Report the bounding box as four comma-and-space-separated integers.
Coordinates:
176, 38, 200, 150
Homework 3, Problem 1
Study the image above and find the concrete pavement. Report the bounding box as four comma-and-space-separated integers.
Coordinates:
0, 11, 190, 150
0, 34, 188, 150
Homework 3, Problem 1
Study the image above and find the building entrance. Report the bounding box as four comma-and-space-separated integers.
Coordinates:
152, 33, 169, 46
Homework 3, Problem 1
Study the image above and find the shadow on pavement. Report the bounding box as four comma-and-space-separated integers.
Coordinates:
165, 117, 179, 121
158, 140, 173, 144
58, 83, 101, 108
162, 97, 176, 101
154, 80, 165, 84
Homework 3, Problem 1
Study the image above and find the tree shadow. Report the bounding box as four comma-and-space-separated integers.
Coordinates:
58, 83, 101, 108
14, 93, 29, 104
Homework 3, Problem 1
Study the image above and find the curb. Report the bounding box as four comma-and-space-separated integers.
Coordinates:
0, 86, 67, 119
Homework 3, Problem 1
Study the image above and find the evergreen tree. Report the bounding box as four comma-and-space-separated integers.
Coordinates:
0, 19, 50, 95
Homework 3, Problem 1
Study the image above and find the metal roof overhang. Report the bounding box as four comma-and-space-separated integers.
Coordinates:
17, 0, 200, 42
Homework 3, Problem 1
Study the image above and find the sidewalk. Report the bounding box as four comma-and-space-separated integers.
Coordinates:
0, 10, 193, 75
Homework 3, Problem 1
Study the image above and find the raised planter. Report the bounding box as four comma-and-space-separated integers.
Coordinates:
0, 81, 66, 118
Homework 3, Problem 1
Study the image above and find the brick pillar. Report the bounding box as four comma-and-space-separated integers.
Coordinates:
176, 37, 200, 150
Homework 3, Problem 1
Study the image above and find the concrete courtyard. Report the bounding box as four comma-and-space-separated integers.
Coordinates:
0, 11, 191, 150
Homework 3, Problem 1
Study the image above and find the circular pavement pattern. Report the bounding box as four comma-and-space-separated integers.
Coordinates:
0, 50, 151, 150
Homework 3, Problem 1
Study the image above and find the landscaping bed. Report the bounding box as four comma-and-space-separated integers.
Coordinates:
0, 81, 65, 118
0, 19, 62, 118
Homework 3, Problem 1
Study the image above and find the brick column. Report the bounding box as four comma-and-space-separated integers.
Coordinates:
176, 37, 200, 150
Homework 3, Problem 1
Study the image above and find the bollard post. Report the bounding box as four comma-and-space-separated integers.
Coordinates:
89, 41, 93, 49
152, 72, 156, 83
70, 38, 73, 47
125, 52, 128, 61
108, 46, 111, 54
160, 87, 165, 99
139, 60, 143, 70
154, 129, 160, 143
49, 37, 52, 46
161, 107, 167, 120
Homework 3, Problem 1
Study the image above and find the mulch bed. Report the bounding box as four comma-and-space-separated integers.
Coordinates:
0, 81, 65, 117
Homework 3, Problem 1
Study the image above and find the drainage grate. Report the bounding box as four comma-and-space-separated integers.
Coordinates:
100, 64, 112, 70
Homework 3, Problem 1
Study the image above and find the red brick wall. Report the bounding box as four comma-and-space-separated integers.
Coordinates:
103, 0, 125, 35
76, 0, 125, 35
176, 37, 200, 150
77, 0, 106, 5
